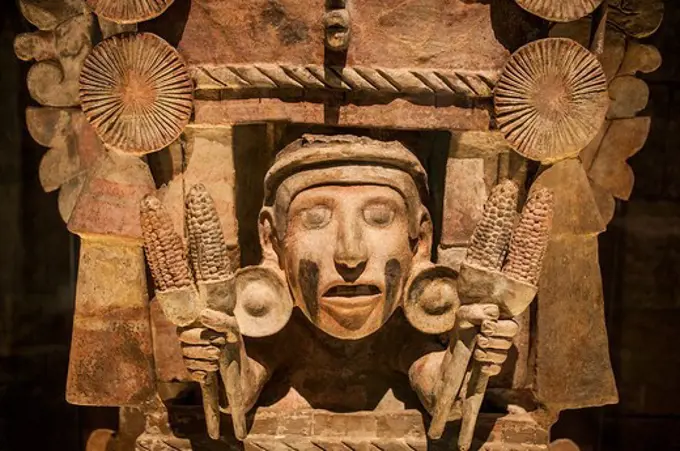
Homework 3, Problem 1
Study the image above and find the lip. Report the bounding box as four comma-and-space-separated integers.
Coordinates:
319, 284, 383, 329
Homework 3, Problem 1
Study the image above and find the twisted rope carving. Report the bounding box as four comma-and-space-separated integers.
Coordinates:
245, 437, 426, 451
191, 64, 499, 98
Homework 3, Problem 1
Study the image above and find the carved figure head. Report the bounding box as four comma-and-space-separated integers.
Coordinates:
259, 135, 433, 339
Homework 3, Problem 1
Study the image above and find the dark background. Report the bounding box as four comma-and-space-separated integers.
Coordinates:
1, 1, 679, 450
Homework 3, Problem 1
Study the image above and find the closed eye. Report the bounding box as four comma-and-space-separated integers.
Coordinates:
363, 203, 395, 227
300, 205, 332, 229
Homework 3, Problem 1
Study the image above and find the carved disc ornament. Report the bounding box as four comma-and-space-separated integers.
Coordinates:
79, 33, 193, 155
85, 0, 175, 24
494, 38, 609, 163
515, 0, 604, 22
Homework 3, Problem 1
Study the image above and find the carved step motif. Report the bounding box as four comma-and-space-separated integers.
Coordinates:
79, 33, 193, 155
494, 38, 609, 163
86, 0, 175, 24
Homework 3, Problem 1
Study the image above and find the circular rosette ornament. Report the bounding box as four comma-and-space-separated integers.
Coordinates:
515, 0, 604, 22
79, 33, 193, 155
86, 0, 175, 24
494, 38, 609, 163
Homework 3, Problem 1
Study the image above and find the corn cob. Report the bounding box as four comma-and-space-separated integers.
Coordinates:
140, 194, 193, 291
503, 187, 554, 285
465, 180, 519, 271
185, 184, 233, 281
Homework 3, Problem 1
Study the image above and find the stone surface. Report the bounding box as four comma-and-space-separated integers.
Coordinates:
178, 0, 527, 71
25, 107, 105, 194
8, 0, 670, 448
534, 159, 607, 237
66, 240, 156, 405
440, 158, 488, 247
549, 21, 626, 82
193, 98, 491, 131
532, 161, 619, 411
495, 39, 609, 163
67, 153, 156, 241
150, 299, 191, 382
162, 126, 239, 247
588, 118, 651, 201
15, 11, 94, 107
607, 76, 650, 119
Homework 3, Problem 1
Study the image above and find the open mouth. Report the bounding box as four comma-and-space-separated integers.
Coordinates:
323, 284, 381, 297
319, 284, 383, 332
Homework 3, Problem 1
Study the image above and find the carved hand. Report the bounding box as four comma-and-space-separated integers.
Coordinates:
140, 184, 253, 440
428, 180, 554, 443
456, 304, 518, 377
177, 309, 238, 382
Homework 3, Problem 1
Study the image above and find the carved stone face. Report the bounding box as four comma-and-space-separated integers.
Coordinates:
281, 184, 417, 339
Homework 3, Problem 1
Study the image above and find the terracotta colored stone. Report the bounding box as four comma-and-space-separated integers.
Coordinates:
66, 240, 156, 405
150, 299, 191, 382
588, 117, 651, 200
532, 162, 619, 410
549, 21, 626, 82
619, 41, 663, 76
15, 12, 94, 107
193, 98, 491, 131
440, 158, 487, 247
549, 439, 580, 451
14, 0, 666, 447
68, 153, 156, 241
607, 75, 650, 119
178, 0, 325, 66
337, 101, 490, 131
26, 107, 105, 194
534, 159, 606, 236
164, 126, 239, 246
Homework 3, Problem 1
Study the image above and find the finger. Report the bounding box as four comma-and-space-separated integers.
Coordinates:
201, 309, 239, 334
474, 348, 508, 365
185, 358, 219, 372
502, 187, 554, 285
178, 327, 226, 345
481, 319, 518, 338
481, 363, 501, 377
458, 304, 499, 327
465, 180, 518, 271
182, 345, 222, 360
477, 336, 513, 351
190, 370, 207, 383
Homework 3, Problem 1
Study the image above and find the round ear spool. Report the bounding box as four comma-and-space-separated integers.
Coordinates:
403, 264, 460, 335
233, 265, 293, 338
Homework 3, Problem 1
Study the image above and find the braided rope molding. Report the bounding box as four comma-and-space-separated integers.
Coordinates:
190, 64, 500, 99
244, 436, 427, 451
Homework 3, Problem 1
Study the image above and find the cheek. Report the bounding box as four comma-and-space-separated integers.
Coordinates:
282, 228, 336, 289
364, 223, 413, 263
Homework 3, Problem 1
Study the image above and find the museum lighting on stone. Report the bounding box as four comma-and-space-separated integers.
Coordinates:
13, 0, 664, 449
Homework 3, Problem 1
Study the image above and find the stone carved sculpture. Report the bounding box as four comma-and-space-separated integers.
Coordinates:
13, 0, 663, 449
138, 135, 553, 450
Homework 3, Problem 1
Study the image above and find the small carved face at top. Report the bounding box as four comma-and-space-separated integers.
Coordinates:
323, 9, 351, 51
282, 184, 415, 339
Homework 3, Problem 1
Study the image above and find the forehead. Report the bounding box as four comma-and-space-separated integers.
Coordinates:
289, 185, 406, 208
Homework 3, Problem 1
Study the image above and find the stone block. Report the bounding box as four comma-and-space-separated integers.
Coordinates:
533, 235, 618, 410
66, 240, 156, 406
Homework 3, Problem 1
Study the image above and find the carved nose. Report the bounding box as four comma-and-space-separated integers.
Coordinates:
334, 219, 368, 281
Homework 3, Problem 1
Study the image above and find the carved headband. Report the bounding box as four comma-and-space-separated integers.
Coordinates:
263, 134, 430, 239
